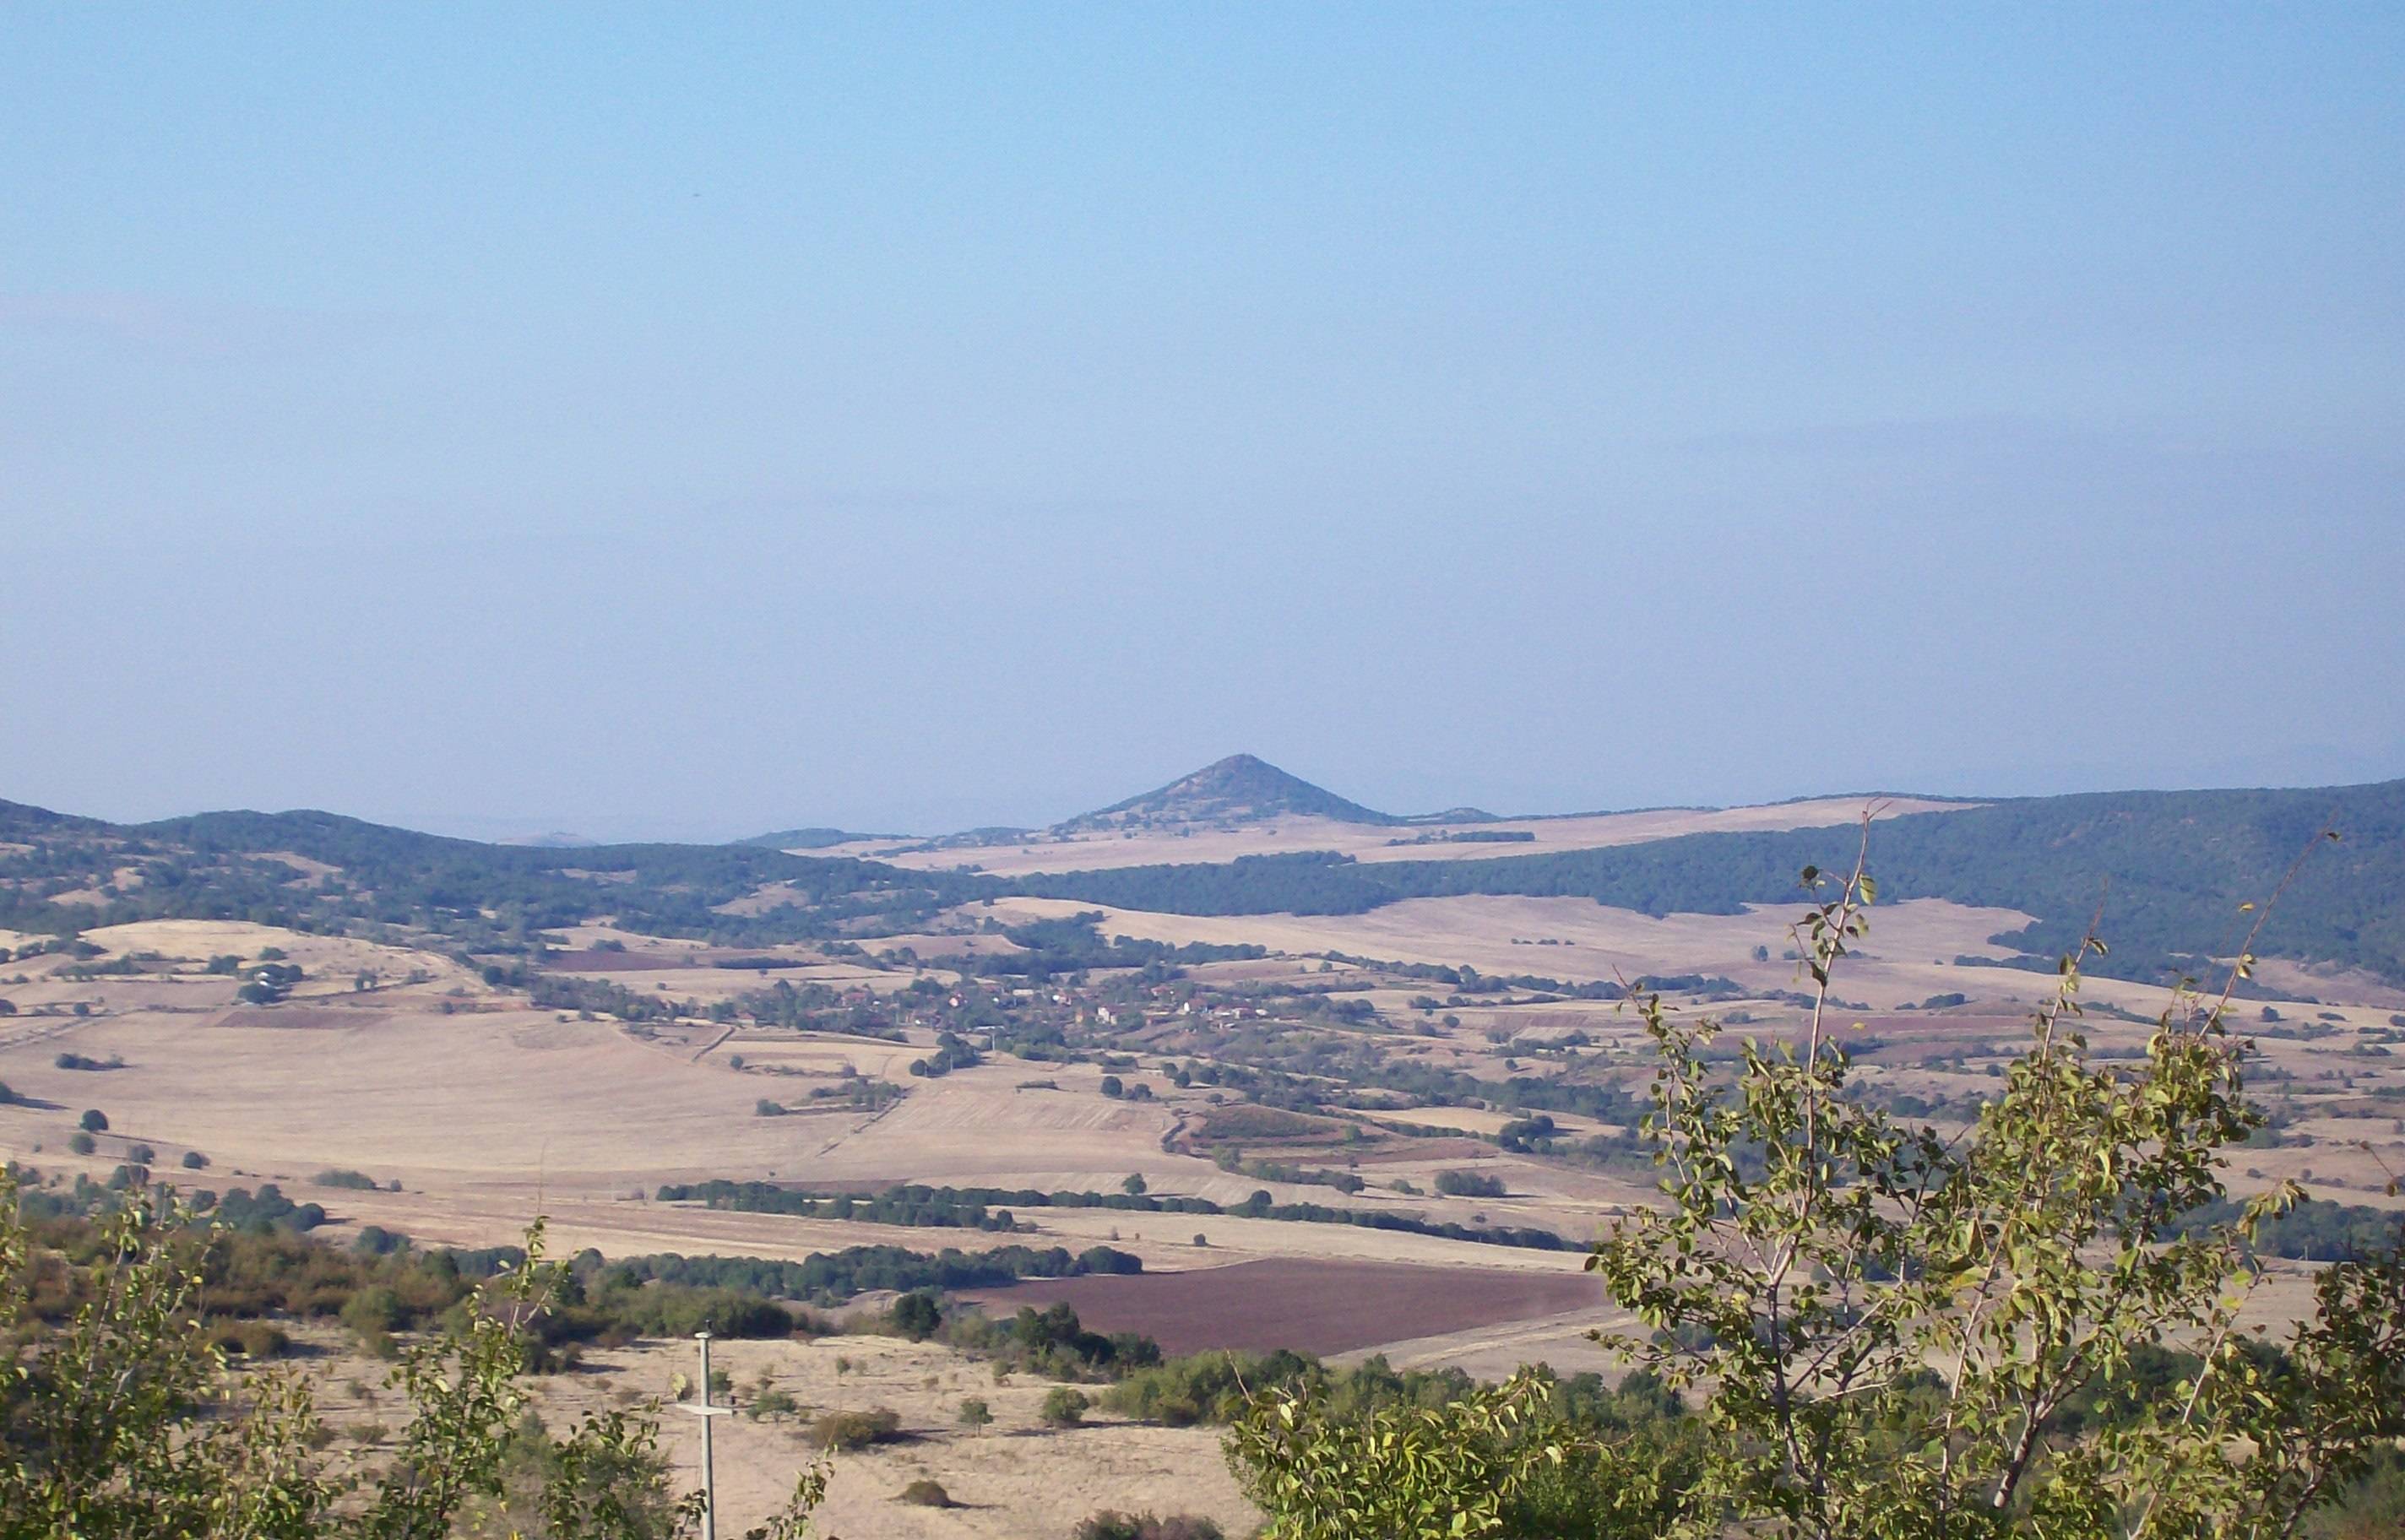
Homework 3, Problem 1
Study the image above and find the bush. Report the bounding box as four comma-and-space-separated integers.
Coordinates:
893, 1478, 954, 1507
180, 1150, 209, 1169
1073, 1515, 1224, 1540
127, 1144, 156, 1165
748, 1387, 801, 1421
806, 1407, 901, 1451
341, 1285, 405, 1340
889, 1290, 942, 1341
68, 1132, 95, 1156
1433, 1169, 1506, 1199
1040, 1386, 1091, 1428
79, 1109, 108, 1134
957, 1396, 993, 1434
205, 1319, 291, 1358
312, 1169, 379, 1190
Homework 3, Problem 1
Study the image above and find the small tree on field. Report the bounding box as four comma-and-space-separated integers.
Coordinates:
889, 1290, 941, 1342
1041, 1387, 1090, 1428
79, 1109, 107, 1133
958, 1396, 993, 1436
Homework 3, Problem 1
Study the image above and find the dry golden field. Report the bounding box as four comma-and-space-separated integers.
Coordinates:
5, 865, 2402, 1540
812, 796, 1973, 876
286, 1324, 1255, 1538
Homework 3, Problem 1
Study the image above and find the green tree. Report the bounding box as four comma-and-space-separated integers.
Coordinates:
0, 1188, 831, 1540
1231, 832, 2405, 1539
889, 1290, 941, 1342
957, 1396, 993, 1435
1041, 1386, 1091, 1428
1579, 836, 2405, 1537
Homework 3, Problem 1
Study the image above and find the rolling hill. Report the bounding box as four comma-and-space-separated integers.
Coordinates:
1016, 779, 2405, 985
6, 771, 2402, 984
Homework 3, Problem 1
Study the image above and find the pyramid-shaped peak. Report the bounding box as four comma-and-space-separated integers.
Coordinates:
1060, 754, 1400, 832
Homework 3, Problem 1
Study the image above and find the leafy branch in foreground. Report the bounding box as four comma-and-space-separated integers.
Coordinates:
1232, 823, 2405, 1538
0, 1193, 829, 1540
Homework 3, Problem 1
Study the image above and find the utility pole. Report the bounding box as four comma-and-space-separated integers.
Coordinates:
679, 1330, 732, 1540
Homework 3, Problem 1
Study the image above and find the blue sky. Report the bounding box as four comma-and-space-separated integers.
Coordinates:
3, 6, 2400, 838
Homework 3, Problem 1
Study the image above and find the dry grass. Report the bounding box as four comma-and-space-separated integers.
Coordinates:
816, 797, 1973, 876
4, 895, 2397, 1446
290, 1326, 1252, 1540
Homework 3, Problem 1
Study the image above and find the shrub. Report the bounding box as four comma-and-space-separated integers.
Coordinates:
79, 1109, 108, 1133
205, 1319, 291, 1358
957, 1396, 993, 1434
1040, 1386, 1090, 1428
806, 1407, 901, 1451
1433, 1169, 1505, 1199
126, 1144, 156, 1165
341, 1286, 404, 1340
1073, 1514, 1224, 1540
893, 1478, 954, 1507
748, 1388, 801, 1421
179, 1150, 210, 1169
68, 1132, 95, 1156
312, 1169, 379, 1190
890, 1290, 942, 1340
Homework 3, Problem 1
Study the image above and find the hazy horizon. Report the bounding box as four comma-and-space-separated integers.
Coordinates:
7, 8, 2401, 838
13, 746, 2404, 849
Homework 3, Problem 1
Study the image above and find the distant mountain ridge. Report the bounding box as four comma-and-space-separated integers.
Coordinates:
496, 831, 600, 849
734, 827, 893, 849
4, 772, 2403, 982
1057, 754, 1404, 832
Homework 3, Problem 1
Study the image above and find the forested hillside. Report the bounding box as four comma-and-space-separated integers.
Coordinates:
1017, 781, 2405, 984
8, 778, 2401, 982
0, 801, 991, 950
